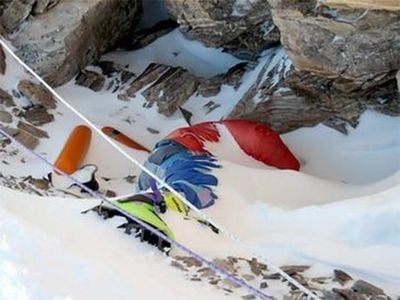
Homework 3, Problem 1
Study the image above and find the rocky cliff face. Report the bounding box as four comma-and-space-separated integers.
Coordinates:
164, 0, 280, 60
1, 0, 398, 133
0, 0, 140, 87
160, 0, 399, 133
270, 0, 399, 92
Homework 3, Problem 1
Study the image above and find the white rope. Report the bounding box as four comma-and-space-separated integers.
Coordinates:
0, 39, 320, 300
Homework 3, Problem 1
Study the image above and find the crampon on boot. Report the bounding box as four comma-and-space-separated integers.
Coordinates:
84, 195, 174, 254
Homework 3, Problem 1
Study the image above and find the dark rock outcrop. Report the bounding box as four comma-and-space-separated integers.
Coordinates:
0, 44, 5, 75
120, 62, 249, 117
165, 0, 280, 59
75, 70, 105, 92
5, 0, 140, 87
269, 0, 400, 93
122, 19, 178, 50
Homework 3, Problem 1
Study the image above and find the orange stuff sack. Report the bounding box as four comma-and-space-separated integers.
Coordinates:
102, 126, 150, 153
54, 125, 92, 174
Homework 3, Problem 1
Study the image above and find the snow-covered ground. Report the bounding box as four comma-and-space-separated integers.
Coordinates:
1, 22, 400, 299
0, 187, 233, 300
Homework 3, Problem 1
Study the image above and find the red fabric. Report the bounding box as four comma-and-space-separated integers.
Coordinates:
167, 120, 300, 170
166, 122, 220, 153
223, 120, 300, 170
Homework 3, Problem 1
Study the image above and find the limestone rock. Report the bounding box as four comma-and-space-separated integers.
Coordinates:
9, 0, 140, 87
18, 80, 56, 109
165, 0, 279, 59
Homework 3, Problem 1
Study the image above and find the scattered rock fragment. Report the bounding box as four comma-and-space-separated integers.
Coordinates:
0, 44, 5, 74
190, 277, 201, 282
242, 274, 255, 281
259, 282, 268, 289
17, 121, 49, 138
223, 63, 247, 88
17, 80, 56, 109
0, 110, 12, 123
263, 273, 281, 280
96, 61, 118, 77
0, 88, 15, 107
142, 67, 199, 116
22, 106, 54, 126
197, 267, 216, 278
352, 280, 385, 296
105, 190, 116, 198
117, 94, 130, 101
120, 70, 135, 85
197, 76, 223, 97
333, 288, 364, 300
27, 177, 49, 190
248, 258, 268, 276
242, 294, 256, 300
125, 64, 169, 97
175, 256, 202, 268
170, 261, 188, 272
124, 175, 136, 184
334, 269, 353, 286
3, 127, 39, 150
321, 290, 344, 300
213, 258, 237, 274
146, 127, 160, 134
280, 265, 310, 276
75, 70, 105, 92
221, 278, 241, 289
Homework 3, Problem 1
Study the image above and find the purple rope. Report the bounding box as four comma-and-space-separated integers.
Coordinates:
0, 126, 271, 300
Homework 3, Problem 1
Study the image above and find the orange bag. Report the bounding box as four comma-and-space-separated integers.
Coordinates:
102, 126, 150, 153
54, 125, 92, 174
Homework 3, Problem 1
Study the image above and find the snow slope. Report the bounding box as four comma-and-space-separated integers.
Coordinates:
0, 187, 236, 300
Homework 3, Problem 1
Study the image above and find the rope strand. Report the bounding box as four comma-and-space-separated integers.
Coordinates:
0, 39, 320, 300
0, 126, 271, 300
